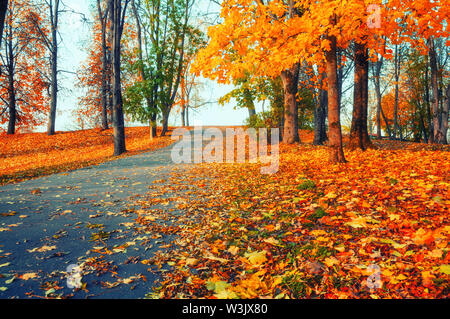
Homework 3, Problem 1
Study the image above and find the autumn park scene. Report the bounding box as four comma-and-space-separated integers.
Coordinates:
0, 0, 449, 303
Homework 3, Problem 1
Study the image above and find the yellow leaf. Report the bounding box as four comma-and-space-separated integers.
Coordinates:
245, 251, 267, 266
324, 256, 339, 267
20, 273, 38, 280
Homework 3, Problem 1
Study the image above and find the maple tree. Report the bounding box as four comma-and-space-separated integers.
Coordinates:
0, 0, 48, 134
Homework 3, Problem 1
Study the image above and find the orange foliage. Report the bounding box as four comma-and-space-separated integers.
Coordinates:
193, 0, 448, 85
150, 139, 450, 298
0, 0, 49, 133
75, 12, 138, 128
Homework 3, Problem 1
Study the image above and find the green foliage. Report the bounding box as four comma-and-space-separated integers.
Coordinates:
123, 0, 205, 125
297, 179, 316, 191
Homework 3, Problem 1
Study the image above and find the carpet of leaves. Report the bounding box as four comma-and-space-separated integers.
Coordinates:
0, 127, 174, 185
141, 135, 449, 299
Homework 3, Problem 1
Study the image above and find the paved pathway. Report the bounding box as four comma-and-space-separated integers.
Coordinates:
0, 131, 202, 298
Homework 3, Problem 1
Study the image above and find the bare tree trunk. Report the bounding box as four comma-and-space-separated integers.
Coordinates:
0, 0, 7, 50
349, 42, 372, 150
326, 35, 346, 163
6, 22, 15, 135
7, 65, 16, 135
280, 63, 300, 144
110, 0, 127, 155
97, 0, 109, 130
47, 0, 60, 136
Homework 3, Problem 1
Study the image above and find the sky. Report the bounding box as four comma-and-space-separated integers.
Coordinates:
48, 0, 258, 132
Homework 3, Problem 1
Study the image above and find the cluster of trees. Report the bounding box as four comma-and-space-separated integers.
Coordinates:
194, 0, 449, 163
0, 0, 62, 135
0, 0, 448, 160
0, 0, 204, 157
75, 0, 205, 154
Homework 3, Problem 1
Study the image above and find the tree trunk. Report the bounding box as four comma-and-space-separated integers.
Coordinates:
248, 106, 256, 118
0, 0, 7, 50
131, 0, 157, 140
7, 70, 16, 135
47, 0, 60, 136
419, 111, 428, 143
161, 109, 169, 136
98, 0, 109, 130
111, 0, 126, 155
280, 63, 300, 144
442, 84, 449, 144
6, 24, 15, 135
428, 38, 445, 144
47, 41, 58, 135
181, 106, 186, 126
424, 57, 433, 143
392, 44, 401, 140
326, 35, 346, 163
313, 87, 328, 145
348, 42, 372, 150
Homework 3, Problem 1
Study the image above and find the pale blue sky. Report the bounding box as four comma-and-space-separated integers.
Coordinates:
48, 0, 257, 132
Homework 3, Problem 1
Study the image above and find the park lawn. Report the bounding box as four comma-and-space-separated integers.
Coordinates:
0, 126, 175, 185
142, 138, 450, 299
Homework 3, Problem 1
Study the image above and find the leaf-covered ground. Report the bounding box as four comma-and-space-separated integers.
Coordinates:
0, 127, 174, 185
135, 134, 449, 299
0, 128, 448, 299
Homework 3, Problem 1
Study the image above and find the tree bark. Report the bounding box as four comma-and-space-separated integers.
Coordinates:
6, 21, 15, 135
181, 106, 185, 127
392, 44, 401, 140
326, 35, 346, 163
280, 63, 300, 144
442, 84, 449, 144
0, 0, 7, 50
428, 38, 445, 144
110, 0, 127, 155
161, 108, 169, 136
7, 62, 15, 135
248, 105, 256, 118
47, 0, 60, 136
313, 86, 328, 145
348, 42, 373, 150
97, 0, 109, 130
